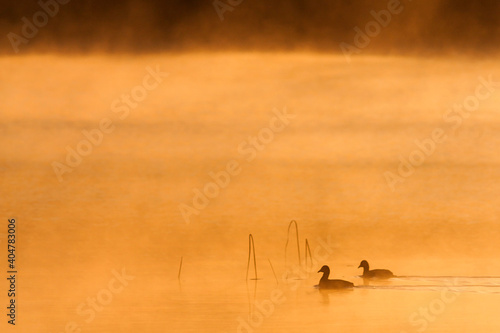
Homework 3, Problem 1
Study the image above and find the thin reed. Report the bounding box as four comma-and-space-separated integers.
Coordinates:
268, 259, 279, 285
246, 234, 258, 280
305, 239, 313, 269
178, 257, 183, 281
285, 220, 301, 267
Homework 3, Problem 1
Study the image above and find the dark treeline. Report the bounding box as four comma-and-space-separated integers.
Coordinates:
0, 0, 499, 54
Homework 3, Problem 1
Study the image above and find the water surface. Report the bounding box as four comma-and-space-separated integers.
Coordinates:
1, 53, 500, 332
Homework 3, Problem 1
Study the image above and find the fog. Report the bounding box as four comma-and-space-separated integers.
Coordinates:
2, 52, 500, 332
1, 0, 499, 54
2, 1, 500, 332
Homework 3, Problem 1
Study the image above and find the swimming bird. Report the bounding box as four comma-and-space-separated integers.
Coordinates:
317, 265, 354, 289
358, 260, 394, 279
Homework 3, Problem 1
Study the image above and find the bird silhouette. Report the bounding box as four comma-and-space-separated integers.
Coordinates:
358, 260, 394, 279
317, 265, 354, 289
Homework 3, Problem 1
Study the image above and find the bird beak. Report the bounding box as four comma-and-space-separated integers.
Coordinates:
317, 269, 321, 273
357, 264, 361, 268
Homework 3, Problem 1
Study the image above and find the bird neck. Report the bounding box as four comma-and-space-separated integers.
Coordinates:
320, 270, 330, 281
362, 265, 369, 275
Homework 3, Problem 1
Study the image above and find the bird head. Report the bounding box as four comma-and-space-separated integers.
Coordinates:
358, 260, 369, 269
318, 265, 330, 273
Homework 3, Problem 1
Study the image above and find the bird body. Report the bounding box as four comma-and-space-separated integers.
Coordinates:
317, 265, 354, 289
358, 260, 394, 279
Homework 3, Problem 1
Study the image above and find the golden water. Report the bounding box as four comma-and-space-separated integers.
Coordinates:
1, 53, 500, 332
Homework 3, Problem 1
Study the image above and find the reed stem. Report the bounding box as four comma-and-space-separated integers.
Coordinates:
246, 234, 258, 280
268, 259, 279, 285
178, 257, 183, 281
305, 239, 312, 269
285, 220, 301, 267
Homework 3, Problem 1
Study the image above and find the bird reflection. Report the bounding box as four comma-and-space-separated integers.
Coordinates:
318, 287, 354, 305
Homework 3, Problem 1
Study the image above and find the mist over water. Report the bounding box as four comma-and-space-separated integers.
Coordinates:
1, 0, 499, 54
1, 53, 500, 332
2, 1, 500, 332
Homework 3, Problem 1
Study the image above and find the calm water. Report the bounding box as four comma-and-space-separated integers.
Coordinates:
1, 53, 500, 332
